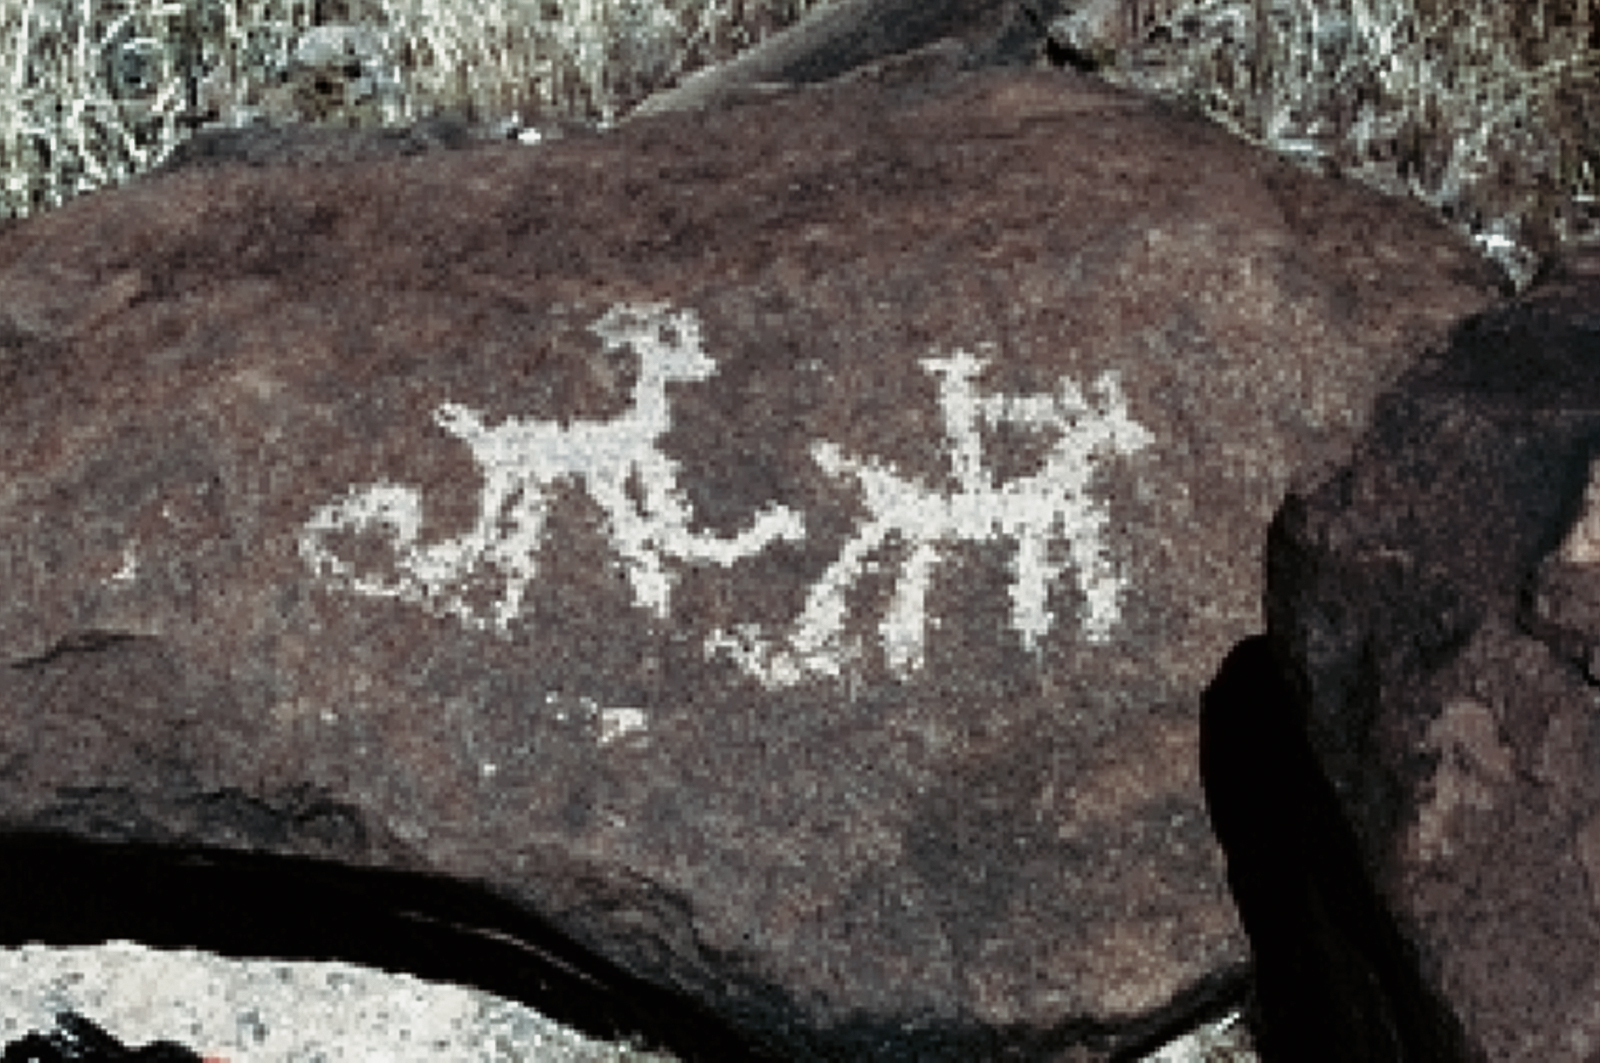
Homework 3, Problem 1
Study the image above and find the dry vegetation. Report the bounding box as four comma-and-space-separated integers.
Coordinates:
1097, 0, 1600, 289
0, 0, 832, 226
2, 0, 1597, 288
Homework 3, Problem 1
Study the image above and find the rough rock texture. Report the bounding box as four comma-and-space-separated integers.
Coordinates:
623, 0, 1070, 120
1251, 246, 1600, 1061
1200, 635, 1471, 1063
621, 0, 1200, 121
143, 108, 604, 178
0, 62, 1507, 1061
1043, 0, 1193, 73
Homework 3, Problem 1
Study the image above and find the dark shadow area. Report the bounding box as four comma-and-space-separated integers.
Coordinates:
0, 831, 787, 1063
1199, 634, 1472, 1063
4, 1009, 209, 1061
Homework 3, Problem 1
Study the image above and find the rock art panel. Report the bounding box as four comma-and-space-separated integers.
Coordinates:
299, 302, 807, 634
299, 301, 1156, 690
706, 345, 1154, 687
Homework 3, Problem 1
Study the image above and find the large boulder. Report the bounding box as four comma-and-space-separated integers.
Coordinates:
0, 62, 1507, 1060
1245, 246, 1600, 1060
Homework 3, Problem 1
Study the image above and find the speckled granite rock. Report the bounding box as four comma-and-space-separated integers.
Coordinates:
0, 61, 1506, 1060
0, 941, 674, 1062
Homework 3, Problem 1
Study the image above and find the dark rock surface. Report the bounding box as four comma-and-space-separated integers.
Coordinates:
622, 0, 1071, 121
1200, 636, 1471, 1063
141, 110, 585, 177
2, 1009, 209, 1062
0, 61, 1507, 1060
1253, 245, 1600, 1060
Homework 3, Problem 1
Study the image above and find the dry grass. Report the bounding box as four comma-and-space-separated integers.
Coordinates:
1096, 0, 1600, 289
3, 0, 1597, 291
0, 0, 831, 226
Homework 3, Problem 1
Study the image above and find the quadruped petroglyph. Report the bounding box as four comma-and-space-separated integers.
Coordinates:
299, 301, 1155, 688
707, 347, 1155, 687
299, 302, 806, 632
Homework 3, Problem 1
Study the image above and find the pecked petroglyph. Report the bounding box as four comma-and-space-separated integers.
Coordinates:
705, 347, 1155, 688
299, 302, 807, 631
300, 302, 1155, 686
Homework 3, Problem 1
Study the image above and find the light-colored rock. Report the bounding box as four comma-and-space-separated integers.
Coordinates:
0, 941, 674, 1062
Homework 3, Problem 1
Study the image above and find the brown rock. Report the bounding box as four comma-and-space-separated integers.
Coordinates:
0, 63, 1506, 1060
1254, 244, 1600, 1060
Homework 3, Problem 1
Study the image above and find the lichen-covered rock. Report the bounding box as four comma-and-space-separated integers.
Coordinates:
0, 63, 1505, 1061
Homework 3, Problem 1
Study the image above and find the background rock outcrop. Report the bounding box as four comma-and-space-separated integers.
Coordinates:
1241, 246, 1600, 1060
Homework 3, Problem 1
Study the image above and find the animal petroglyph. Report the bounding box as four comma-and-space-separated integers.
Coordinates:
705, 347, 1155, 688
299, 302, 807, 631
300, 302, 1155, 686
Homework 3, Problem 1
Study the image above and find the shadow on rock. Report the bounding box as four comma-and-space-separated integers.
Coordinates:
1198, 635, 1472, 1062
0, 831, 783, 1063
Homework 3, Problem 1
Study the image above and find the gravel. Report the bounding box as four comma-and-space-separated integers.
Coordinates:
0, 942, 676, 1062
0, 941, 1257, 1062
